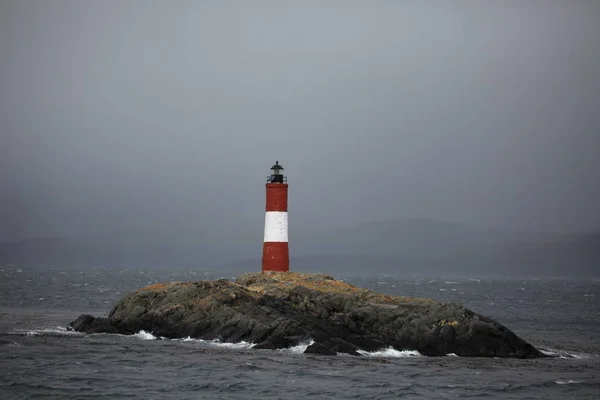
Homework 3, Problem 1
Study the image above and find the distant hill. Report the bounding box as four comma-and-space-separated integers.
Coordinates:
1, 219, 598, 277
289, 219, 599, 277
293, 218, 563, 258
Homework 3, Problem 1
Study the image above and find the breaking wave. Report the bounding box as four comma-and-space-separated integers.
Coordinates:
11, 326, 594, 362
357, 348, 422, 358
555, 380, 584, 385
539, 347, 594, 359
11, 326, 83, 337
279, 339, 315, 354
133, 330, 157, 340
176, 336, 255, 349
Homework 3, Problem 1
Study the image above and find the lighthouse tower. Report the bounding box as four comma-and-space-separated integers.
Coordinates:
262, 161, 289, 272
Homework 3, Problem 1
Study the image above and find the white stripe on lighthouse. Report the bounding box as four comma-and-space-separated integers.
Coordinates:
264, 211, 288, 242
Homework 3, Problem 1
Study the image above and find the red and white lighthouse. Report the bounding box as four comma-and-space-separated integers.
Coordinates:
262, 161, 289, 272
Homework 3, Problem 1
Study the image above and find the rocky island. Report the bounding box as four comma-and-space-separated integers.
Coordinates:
69, 272, 544, 358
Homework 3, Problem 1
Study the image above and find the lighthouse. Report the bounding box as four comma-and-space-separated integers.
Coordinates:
262, 161, 289, 272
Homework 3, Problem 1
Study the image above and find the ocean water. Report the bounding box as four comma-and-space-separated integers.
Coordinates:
1, 266, 599, 399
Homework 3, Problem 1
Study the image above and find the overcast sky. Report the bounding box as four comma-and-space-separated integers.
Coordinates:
1, 0, 599, 241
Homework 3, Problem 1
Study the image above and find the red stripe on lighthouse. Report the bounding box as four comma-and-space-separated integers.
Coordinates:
262, 183, 289, 272
262, 242, 289, 272
265, 183, 288, 211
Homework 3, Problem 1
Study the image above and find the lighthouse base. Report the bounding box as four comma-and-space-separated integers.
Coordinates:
261, 242, 289, 272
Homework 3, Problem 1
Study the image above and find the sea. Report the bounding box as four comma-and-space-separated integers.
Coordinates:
1, 265, 599, 399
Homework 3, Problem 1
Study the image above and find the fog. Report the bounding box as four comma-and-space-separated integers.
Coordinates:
1, 1, 599, 252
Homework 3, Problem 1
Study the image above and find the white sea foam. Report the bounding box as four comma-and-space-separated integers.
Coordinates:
133, 330, 157, 340
357, 347, 422, 358
284, 339, 315, 354
540, 348, 591, 359
13, 326, 83, 337
555, 380, 583, 385
540, 348, 558, 356
177, 337, 255, 349
447, 353, 459, 357
206, 339, 254, 349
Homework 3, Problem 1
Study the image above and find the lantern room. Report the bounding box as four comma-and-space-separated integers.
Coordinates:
267, 161, 287, 184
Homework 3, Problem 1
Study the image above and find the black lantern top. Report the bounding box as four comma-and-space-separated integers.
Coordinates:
267, 161, 286, 183
271, 161, 283, 173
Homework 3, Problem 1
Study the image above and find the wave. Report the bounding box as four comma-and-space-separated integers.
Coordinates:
5, 327, 457, 359
132, 330, 157, 340
278, 339, 315, 354
277, 340, 428, 357
539, 347, 594, 359
357, 347, 422, 358
21, 327, 593, 362
175, 336, 255, 349
11, 326, 84, 337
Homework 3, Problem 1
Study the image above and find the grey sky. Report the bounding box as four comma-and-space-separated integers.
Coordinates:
1, 0, 599, 241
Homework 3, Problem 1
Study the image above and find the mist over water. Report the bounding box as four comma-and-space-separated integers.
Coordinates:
2, 0, 600, 245
1, 1, 599, 276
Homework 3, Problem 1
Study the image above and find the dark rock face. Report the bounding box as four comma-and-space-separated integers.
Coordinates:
305, 342, 337, 356
69, 314, 117, 334
69, 272, 544, 358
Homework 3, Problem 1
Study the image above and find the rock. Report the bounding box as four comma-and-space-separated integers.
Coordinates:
68, 272, 545, 358
305, 342, 337, 356
70, 314, 120, 334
